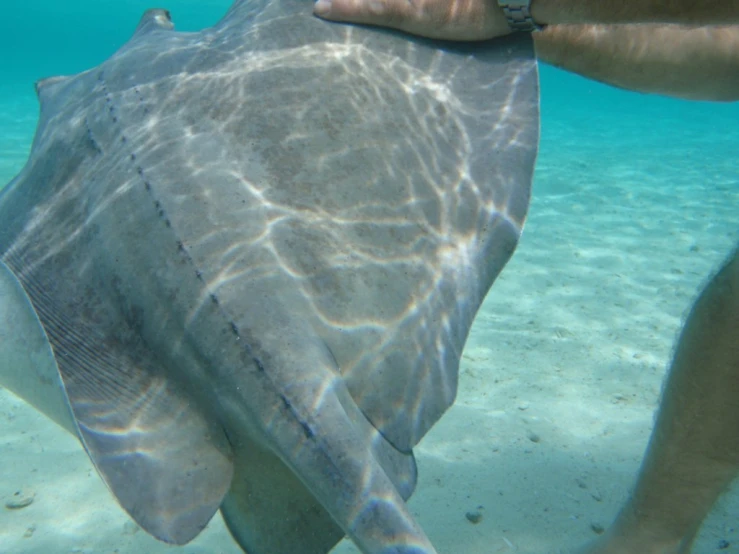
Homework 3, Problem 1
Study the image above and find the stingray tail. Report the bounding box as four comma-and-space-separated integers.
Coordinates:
221, 331, 433, 554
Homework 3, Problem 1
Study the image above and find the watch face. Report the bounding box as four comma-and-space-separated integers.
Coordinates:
499, 0, 540, 32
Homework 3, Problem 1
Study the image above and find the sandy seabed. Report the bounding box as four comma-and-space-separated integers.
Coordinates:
0, 78, 737, 554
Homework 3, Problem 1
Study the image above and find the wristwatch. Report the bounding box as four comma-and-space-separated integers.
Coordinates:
498, 0, 543, 32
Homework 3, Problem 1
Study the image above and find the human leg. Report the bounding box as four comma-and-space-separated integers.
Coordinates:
579, 247, 739, 554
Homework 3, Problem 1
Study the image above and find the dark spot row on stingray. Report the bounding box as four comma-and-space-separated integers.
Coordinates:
84, 118, 102, 154
280, 393, 315, 439
95, 71, 322, 456
99, 73, 252, 359
133, 85, 149, 114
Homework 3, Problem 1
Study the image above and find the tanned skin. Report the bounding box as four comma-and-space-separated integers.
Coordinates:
530, 0, 739, 25
314, 0, 739, 41
536, 25, 739, 102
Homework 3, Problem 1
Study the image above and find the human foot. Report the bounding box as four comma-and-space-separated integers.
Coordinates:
312, 0, 513, 41
572, 520, 693, 554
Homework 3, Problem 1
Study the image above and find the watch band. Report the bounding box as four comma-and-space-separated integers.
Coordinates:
498, 0, 542, 32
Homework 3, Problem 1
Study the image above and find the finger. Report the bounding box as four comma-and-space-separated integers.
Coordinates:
313, 0, 513, 41
313, 0, 416, 29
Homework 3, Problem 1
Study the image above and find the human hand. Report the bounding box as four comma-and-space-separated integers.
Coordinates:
313, 0, 514, 41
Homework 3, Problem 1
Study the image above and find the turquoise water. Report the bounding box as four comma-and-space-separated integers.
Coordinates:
1, 2, 738, 554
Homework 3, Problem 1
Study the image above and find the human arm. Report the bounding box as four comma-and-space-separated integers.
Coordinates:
535, 24, 739, 102
531, 0, 739, 26
314, 0, 739, 41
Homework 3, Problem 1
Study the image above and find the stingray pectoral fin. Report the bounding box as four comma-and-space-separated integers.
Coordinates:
58, 334, 235, 545
1, 260, 233, 545
73, 371, 235, 544
0, 259, 77, 435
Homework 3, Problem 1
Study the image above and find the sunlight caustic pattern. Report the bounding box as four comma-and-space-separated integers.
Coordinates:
0, 1, 538, 552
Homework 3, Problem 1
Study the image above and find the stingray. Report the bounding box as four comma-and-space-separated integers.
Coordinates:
0, 1, 539, 552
